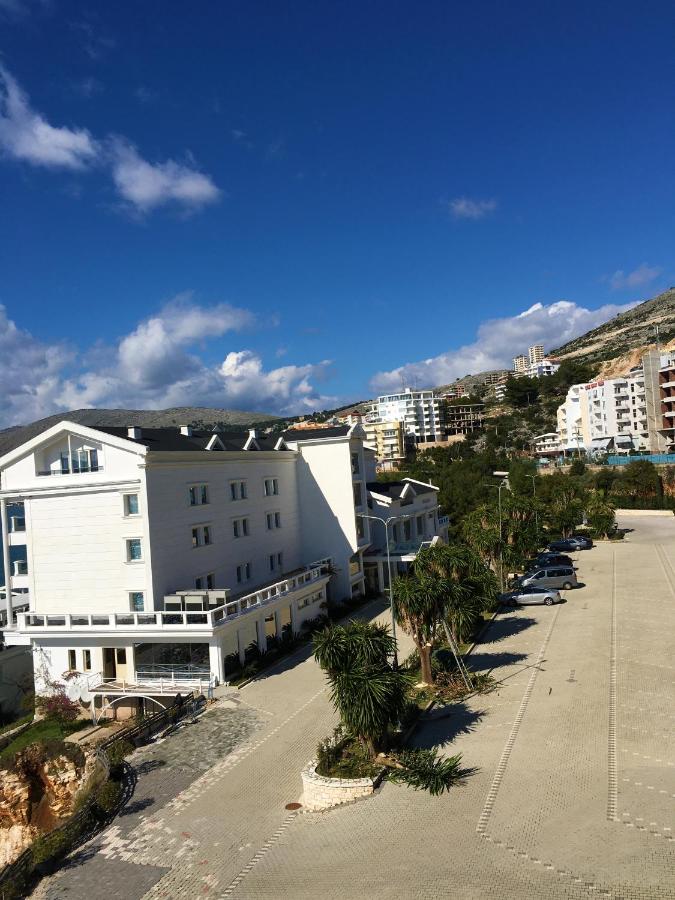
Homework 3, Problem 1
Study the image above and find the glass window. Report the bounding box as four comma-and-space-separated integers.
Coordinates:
127, 538, 142, 561
195, 576, 204, 590
243, 518, 249, 536
68, 649, 76, 671
130, 591, 144, 611
116, 648, 127, 664
233, 520, 240, 538
353, 483, 363, 507
230, 482, 237, 501
264, 478, 279, 496
124, 494, 139, 516
200, 485, 209, 505
192, 527, 200, 548
203, 526, 212, 545
189, 486, 198, 506
206, 573, 215, 590
60, 452, 70, 474
274, 512, 281, 528
83, 650, 91, 671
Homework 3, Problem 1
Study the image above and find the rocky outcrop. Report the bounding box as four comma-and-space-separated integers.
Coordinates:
0, 741, 88, 867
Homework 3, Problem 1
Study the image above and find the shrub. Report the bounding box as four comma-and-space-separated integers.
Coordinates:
388, 748, 464, 795
105, 738, 134, 772
35, 690, 80, 727
94, 779, 122, 814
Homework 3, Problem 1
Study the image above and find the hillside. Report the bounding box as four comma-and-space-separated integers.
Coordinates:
551, 287, 675, 368
0, 407, 280, 457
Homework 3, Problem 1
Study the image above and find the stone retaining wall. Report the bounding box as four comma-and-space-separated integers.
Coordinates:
301, 760, 380, 811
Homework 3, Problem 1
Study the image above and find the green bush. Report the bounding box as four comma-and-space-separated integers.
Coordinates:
94, 779, 122, 814
105, 738, 134, 771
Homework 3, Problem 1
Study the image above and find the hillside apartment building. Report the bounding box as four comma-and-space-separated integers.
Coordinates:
551, 349, 673, 456
0, 421, 447, 719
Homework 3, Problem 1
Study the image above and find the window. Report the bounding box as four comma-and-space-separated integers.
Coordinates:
195, 576, 204, 590
264, 477, 279, 497
269, 552, 283, 572
191, 525, 212, 548
83, 650, 91, 671
189, 484, 209, 506
298, 590, 323, 610
116, 648, 127, 665
416, 515, 424, 535
130, 591, 145, 612
126, 538, 142, 562
236, 562, 252, 584
353, 483, 363, 508
71, 448, 98, 473
356, 517, 365, 540
266, 512, 282, 530
230, 480, 247, 501
206, 572, 215, 590
124, 494, 139, 516
351, 452, 360, 475
233, 517, 250, 538
68, 649, 76, 671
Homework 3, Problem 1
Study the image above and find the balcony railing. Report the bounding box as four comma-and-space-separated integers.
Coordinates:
15, 563, 330, 634
37, 466, 104, 477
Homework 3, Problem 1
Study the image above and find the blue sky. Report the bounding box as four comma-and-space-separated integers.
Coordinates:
1, 1, 674, 426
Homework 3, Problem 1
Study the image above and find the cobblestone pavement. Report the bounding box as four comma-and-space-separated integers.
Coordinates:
33, 518, 675, 899
34, 704, 260, 899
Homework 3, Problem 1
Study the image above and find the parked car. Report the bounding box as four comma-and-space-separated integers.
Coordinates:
500, 586, 562, 606
548, 538, 589, 552
571, 534, 594, 549
527, 552, 574, 569
519, 566, 578, 590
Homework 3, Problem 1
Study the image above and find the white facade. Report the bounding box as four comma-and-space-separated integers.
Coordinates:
369, 389, 444, 444
0, 421, 447, 716
556, 374, 650, 453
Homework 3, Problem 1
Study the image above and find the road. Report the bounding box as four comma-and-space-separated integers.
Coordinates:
35, 514, 675, 899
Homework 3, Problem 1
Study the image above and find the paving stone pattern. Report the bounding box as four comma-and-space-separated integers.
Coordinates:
32, 518, 675, 899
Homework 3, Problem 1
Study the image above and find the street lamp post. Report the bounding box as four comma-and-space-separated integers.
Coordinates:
357, 513, 412, 669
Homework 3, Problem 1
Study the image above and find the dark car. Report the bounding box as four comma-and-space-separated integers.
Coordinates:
548, 538, 586, 553
571, 534, 594, 549
528, 552, 574, 569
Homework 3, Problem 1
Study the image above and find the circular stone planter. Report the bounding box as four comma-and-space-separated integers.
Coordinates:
300, 759, 383, 812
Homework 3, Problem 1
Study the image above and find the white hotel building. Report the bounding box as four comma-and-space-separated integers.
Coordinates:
0, 421, 447, 719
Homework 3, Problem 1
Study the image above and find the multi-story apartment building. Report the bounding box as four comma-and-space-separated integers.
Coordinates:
556, 372, 651, 453
658, 352, 675, 450
528, 344, 544, 366
513, 354, 528, 374
369, 389, 444, 445
444, 382, 470, 400
0, 420, 445, 719
361, 420, 406, 470
528, 357, 561, 378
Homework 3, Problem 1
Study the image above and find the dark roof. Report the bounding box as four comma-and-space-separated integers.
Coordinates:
283, 425, 351, 442
367, 479, 437, 499
97, 427, 288, 453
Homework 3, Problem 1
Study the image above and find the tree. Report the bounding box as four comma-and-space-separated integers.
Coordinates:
313, 621, 407, 755
585, 494, 616, 538
391, 574, 441, 685
503, 375, 540, 408
617, 460, 663, 507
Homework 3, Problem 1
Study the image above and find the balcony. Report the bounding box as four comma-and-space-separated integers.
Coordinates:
13, 563, 331, 637
37, 466, 104, 477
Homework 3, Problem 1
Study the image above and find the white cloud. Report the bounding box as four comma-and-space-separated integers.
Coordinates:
0, 65, 98, 169
608, 263, 662, 292
449, 197, 498, 220
369, 299, 637, 393
109, 140, 221, 214
0, 297, 334, 428
0, 66, 221, 216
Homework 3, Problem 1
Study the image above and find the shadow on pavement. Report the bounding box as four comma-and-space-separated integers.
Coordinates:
412, 701, 486, 749
467, 651, 529, 674
479, 615, 538, 643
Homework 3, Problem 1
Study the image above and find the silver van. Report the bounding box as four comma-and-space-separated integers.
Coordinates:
519, 566, 578, 590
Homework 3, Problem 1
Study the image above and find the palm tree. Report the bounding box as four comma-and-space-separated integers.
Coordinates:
313, 621, 407, 755
411, 543, 498, 647
391, 574, 441, 685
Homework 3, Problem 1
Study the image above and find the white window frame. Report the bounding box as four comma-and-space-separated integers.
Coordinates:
125, 537, 143, 563
263, 477, 279, 497
191, 524, 213, 548
236, 562, 252, 584
82, 649, 92, 671
122, 492, 140, 517
229, 480, 248, 501
266, 511, 281, 530
233, 517, 250, 539
129, 591, 145, 612
188, 483, 209, 506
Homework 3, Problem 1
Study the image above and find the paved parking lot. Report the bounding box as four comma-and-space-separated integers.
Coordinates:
34, 515, 675, 899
